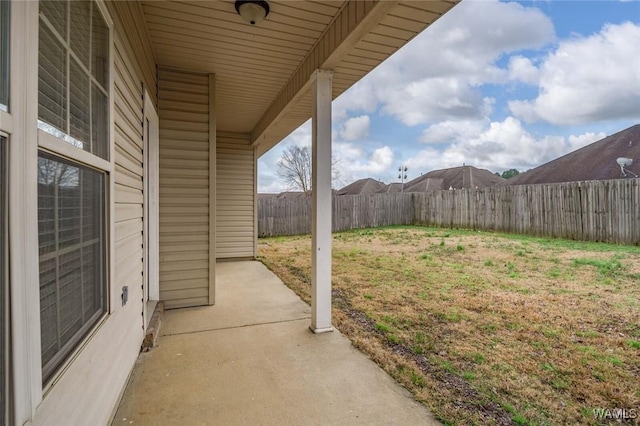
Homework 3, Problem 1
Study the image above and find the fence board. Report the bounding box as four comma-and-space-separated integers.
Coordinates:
257, 179, 640, 245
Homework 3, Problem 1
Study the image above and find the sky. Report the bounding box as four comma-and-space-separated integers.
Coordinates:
257, 0, 640, 193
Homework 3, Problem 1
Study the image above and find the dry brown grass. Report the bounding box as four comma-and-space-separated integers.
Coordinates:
259, 226, 640, 426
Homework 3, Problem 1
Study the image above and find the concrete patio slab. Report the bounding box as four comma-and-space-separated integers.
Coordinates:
160, 261, 312, 337
113, 261, 439, 425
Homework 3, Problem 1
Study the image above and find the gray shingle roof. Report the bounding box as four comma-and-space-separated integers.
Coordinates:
337, 178, 386, 195
404, 166, 504, 191
500, 124, 640, 186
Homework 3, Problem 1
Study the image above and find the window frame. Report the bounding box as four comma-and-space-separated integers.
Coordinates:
37, 0, 110, 161
38, 0, 113, 162
37, 151, 108, 383
0, 1, 12, 422
36, 0, 114, 389
8, 1, 43, 420
0, 133, 8, 426
0, 0, 9, 112
0, 0, 10, 134
142, 90, 160, 330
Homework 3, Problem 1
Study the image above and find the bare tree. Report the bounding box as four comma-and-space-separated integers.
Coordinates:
276, 145, 342, 193
277, 146, 312, 193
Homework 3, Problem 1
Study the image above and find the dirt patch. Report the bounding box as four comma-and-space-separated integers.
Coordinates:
334, 287, 514, 425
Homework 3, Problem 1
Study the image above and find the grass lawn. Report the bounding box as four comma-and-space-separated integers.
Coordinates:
258, 226, 640, 426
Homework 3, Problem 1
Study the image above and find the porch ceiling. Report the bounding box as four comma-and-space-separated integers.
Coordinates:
140, 0, 460, 155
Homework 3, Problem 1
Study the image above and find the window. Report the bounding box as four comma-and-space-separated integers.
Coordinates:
0, 136, 7, 423
0, 0, 9, 110
38, 0, 109, 159
38, 154, 106, 381
37, 0, 110, 383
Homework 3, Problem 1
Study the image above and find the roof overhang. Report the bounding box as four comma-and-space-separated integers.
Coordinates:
141, 0, 461, 156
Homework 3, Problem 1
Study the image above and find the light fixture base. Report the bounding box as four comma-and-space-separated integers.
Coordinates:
235, 0, 270, 26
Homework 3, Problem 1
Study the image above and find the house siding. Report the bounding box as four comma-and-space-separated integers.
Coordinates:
158, 68, 211, 309
29, 2, 156, 424
216, 132, 256, 259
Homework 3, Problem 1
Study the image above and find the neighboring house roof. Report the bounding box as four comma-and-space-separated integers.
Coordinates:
403, 178, 445, 193
277, 191, 307, 199
501, 124, 640, 186
375, 182, 406, 193
257, 193, 279, 199
404, 166, 504, 191
337, 178, 386, 195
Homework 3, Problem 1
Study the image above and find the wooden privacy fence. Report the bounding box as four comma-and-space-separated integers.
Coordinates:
257, 179, 640, 245
257, 193, 413, 237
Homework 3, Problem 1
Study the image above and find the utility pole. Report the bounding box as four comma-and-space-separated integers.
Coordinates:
398, 165, 408, 192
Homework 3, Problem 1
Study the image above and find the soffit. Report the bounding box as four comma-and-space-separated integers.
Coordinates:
141, 0, 345, 133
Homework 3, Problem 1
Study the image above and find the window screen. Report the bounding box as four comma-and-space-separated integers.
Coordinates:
37, 153, 106, 382
0, 0, 9, 110
38, 0, 109, 159
0, 136, 7, 425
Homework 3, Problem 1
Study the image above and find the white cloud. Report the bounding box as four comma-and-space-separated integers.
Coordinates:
507, 56, 540, 85
404, 147, 451, 175
377, 0, 554, 83
258, 2, 633, 191
379, 78, 490, 125
284, 121, 312, 147
368, 146, 395, 172
509, 22, 640, 125
259, 119, 394, 190
567, 132, 606, 151
334, 143, 395, 182
333, 0, 555, 126
333, 82, 378, 121
340, 115, 370, 141
333, 142, 363, 161
258, 176, 287, 193
407, 117, 608, 174
419, 120, 486, 145
257, 152, 288, 193
257, 122, 312, 192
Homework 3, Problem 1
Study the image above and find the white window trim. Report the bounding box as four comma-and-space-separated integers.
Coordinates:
208, 74, 216, 305
9, 1, 42, 423
105, 0, 116, 316
0, 0, 9, 113
38, 160, 111, 393
0, 5, 13, 420
94, 0, 113, 28
0, 131, 8, 426
37, 129, 112, 173
142, 89, 159, 329
36, 0, 116, 383
0, 110, 11, 135
6, 0, 114, 423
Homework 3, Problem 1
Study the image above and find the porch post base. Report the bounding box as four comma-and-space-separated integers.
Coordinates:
309, 325, 335, 334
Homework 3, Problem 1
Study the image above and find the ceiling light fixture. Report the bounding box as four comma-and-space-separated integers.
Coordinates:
235, 0, 270, 26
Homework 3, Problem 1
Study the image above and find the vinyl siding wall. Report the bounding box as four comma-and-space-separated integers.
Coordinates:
158, 68, 211, 309
216, 132, 256, 259
30, 2, 156, 424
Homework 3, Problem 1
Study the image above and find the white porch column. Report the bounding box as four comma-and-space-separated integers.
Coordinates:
310, 69, 334, 333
